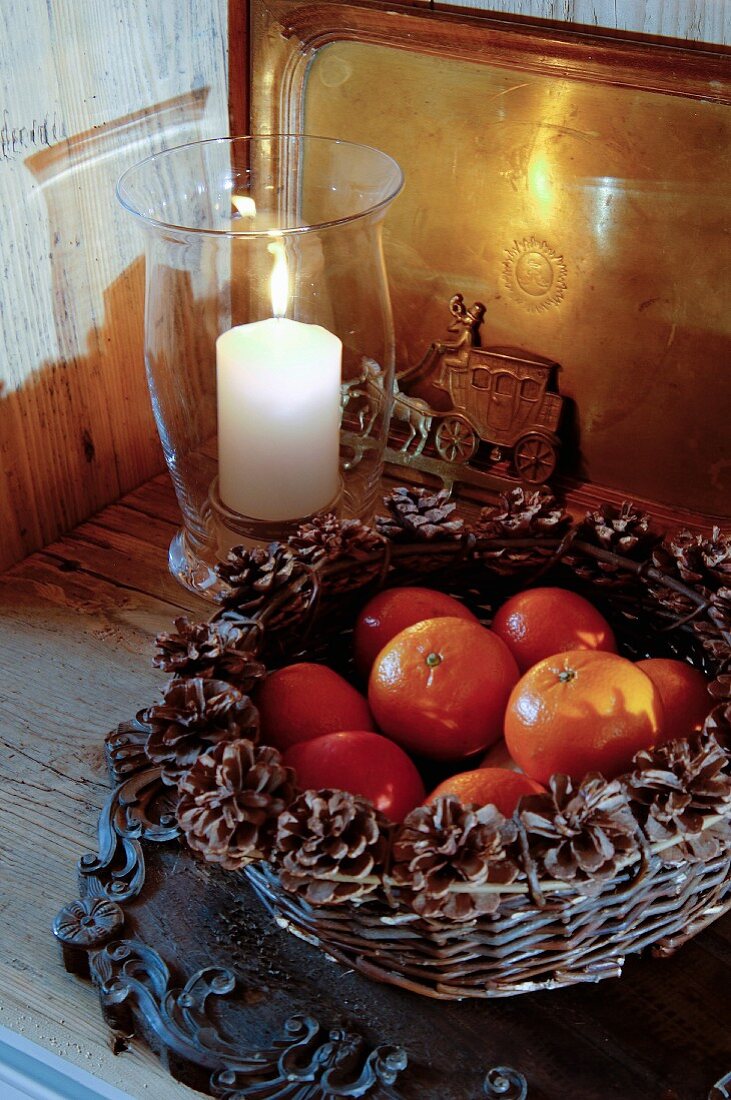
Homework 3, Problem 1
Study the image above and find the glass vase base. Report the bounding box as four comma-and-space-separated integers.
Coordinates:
208, 477, 342, 551
168, 529, 229, 603
168, 479, 345, 603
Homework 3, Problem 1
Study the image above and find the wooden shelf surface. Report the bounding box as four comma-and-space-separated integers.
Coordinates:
0, 473, 207, 1099
1, 471, 729, 1100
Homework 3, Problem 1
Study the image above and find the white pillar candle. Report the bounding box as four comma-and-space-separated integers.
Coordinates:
216, 316, 342, 521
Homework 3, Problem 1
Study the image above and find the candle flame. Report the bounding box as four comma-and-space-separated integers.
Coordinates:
267, 239, 288, 319
232, 194, 256, 218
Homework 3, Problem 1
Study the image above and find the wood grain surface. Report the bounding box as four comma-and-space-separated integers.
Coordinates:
0, 0, 230, 573
2, 0, 727, 569
0, 473, 208, 1098
1, 471, 729, 1099
433, 0, 730, 45
116, 843, 730, 1099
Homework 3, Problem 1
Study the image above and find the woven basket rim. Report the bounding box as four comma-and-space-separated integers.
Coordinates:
256, 810, 729, 896
145, 487, 731, 924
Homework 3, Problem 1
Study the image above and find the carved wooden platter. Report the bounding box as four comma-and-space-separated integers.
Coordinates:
52, 727, 731, 1100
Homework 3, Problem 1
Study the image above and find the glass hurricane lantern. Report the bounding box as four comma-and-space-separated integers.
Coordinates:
117, 135, 403, 599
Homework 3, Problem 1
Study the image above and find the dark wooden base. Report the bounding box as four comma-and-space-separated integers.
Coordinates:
53, 764, 731, 1100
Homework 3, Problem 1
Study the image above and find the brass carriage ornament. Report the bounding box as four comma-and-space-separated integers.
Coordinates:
341, 294, 565, 494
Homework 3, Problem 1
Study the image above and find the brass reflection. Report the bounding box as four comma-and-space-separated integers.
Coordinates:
297, 41, 730, 519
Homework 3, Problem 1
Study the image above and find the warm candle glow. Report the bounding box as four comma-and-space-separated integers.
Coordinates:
232, 194, 257, 218
268, 239, 289, 319
216, 232, 342, 522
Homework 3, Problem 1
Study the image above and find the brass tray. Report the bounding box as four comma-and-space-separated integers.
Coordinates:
246, 1, 731, 525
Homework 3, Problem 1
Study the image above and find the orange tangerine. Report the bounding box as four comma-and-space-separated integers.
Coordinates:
284, 731, 425, 823
504, 649, 663, 783
256, 662, 374, 751
426, 768, 544, 817
368, 617, 520, 761
492, 587, 616, 673
353, 586, 477, 679
636, 658, 711, 745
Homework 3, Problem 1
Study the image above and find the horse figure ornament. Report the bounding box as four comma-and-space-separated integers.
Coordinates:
390, 377, 433, 458
340, 293, 564, 490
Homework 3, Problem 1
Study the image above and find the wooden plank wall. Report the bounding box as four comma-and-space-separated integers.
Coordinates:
0, 0, 230, 572
1, 0, 727, 574
435, 1, 730, 45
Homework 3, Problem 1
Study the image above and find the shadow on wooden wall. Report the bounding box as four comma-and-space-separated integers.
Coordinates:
0, 261, 159, 565
0, 92, 213, 572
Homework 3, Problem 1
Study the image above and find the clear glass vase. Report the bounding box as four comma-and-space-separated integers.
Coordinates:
117, 135, 403, 599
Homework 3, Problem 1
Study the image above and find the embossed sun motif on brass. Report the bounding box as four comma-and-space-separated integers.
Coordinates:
502, 238, 568, 313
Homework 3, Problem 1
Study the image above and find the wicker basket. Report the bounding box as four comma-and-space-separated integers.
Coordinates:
147, 488, 731, 1001
245, 848, 730, 999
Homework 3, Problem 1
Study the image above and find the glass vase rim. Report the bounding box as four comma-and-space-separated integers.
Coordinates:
115, 133, 404, 239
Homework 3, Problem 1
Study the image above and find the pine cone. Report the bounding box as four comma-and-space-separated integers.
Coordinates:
691, 620, 731, 667
476, 487, 570, 540
653, 527, 731, 594
153, 617, 265, 686
709, 674, 731, 704
704, 677, 731, 754
578, 501, 653, 555
474, 488, 571, 576
275, 789, 387, 904
290, 512, 384, 565
519, 774, 639, 885
709, 587, 731, 634
692, 588, 731, 669
376, 487, 463, 542
177, 739, 295, 869
564, 502, 656, 587
627, 732, 731, 863
216, 543, 297, 610
649, 528, 731, 625
391, 797, 519, 921
705, 708, 731, 756
143, 678, 259, 784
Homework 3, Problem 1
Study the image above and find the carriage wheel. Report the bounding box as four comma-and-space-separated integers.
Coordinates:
513, 433, 557, 484
435, 416, 479, 464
